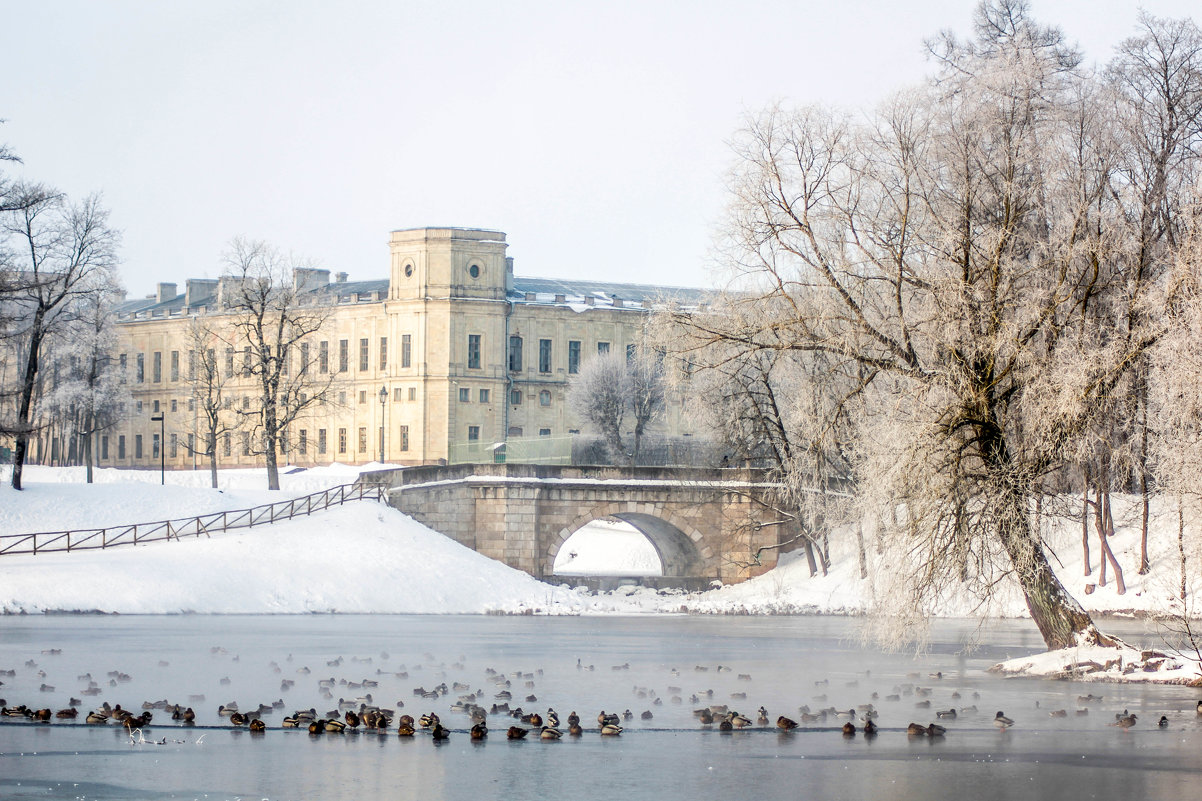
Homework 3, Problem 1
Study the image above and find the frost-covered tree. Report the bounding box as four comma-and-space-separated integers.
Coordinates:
662, 1, 1200, 650
567, 349, 665, 465
2, 185, 120, 490
221, 237, 336, 491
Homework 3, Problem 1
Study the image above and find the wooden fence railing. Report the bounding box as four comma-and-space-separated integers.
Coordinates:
0, 482, 386, 556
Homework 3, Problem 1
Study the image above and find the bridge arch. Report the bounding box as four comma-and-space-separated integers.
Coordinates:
545, 503, 712, 578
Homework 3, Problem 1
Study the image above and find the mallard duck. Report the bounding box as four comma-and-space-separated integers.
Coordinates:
600, 723, 623, 736
86, 711, 108, 724
993, 711, 1014, 729
1158, 715, 1169, 728
776, 715, 798, 730
546, 710, 560, 727
841, 721, 856, 736
308, 720, 326, 734
540, 726, 562, 740
229, 712, 248, 726
935, 708, 957, 719
1048, 709, 1068, 718
56, 708, 78, 719
568, 721, 583, 736
597, 711, 620, 726
698, 709, 714, 724
397, 722, 416, 737
718, 719, 733, 732
927, 723, 946, 737
641, 710, 654, 720
431, 723, 450, 740
1115, 713, 1137, 729
506, 725, 528, 739
344, 711, 360, 728
907, 722, 928, 736
863, 719, 878, 736
566, 711, 580, 727
249, 719, 266, 732
325, 719, 347, 733
419, 713, 439, 729
727, 711, 752, 728
470, 722, 488, 740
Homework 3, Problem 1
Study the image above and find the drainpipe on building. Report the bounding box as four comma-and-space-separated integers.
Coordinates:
503, 297, 513, 462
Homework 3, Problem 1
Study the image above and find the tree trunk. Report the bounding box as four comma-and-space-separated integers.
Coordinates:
11, 314, 46, 491
803, 540, 819, 577
855, 521, 868, 580
1138, 393, 1151, 575
1094, 486, 1126, 594
1094, 486, 1108, 587
1178, 497, 1187, 603
84, 429, 94, 484
1102, 490, 1126, 594
208, 439, 219, 490
1081, 481, 1091, 577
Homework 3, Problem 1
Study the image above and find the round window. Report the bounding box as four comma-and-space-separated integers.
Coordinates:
469, 264, 480, 279
404, 264, 414, 278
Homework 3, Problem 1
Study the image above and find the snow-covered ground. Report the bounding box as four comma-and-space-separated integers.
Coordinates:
1, 464, 1200, 682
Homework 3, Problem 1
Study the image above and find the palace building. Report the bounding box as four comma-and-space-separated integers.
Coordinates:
103, 227, 706, 470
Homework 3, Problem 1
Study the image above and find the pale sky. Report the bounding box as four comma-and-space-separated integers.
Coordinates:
2, 0, 1196, 297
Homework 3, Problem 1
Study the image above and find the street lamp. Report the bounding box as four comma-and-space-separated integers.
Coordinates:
150, 412, 165, 485
378, 385, 387, 464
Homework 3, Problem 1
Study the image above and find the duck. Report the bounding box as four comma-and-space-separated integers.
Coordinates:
777, 716, 798, 730
841, 721, 856, 736
419, 713, 440, 729
641, 710, 654, 720
282, 716, 300, 728
431, 723, 450, 740
863, 719, 878, 736
397, 722, 416, 737
935, 708, 957, 719
907, 722, 928, 736
698, 709, 714, 725
600, 723, 623, 736
597, 711, 620, 727
546, 710, 560, 727
56, 708, 78, 719
1115, 712, 1138, 729
718, 719, 733, 732
344, 711, 360, 728
86, 711, 108, 724
993, 711, 1014, 729
622, 709, 633, 720
1158, 715, 1169, 728
540, 726, 562, 740
308, 720, 327, 734
1048, 709, 1068, 718
249, 719, 266, 733
568, 721, 584, 736
470, 722, 488, 740
324, 719, 347, 733
566, 711, 580, 727
927, 723, 946, 737
727, 711, 753, 728
506, 725, 528, 740
229, 712, 248, 726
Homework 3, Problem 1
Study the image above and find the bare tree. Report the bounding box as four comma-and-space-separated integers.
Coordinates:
181, 316, 238, 489
567, 349, 665, 465
2, 185, 120, 489
221, 238, 336, 490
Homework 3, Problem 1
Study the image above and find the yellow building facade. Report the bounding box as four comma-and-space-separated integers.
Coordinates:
104, 227, 702, 470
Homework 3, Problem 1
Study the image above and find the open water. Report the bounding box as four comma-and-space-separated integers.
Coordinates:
1, 615, 1199, 800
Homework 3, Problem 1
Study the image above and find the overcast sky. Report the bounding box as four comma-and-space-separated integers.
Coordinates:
2, 1, 1197, 297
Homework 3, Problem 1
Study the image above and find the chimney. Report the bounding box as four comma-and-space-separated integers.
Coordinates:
184, 279, 217, 307
293, 267, 331, 294
554, 294, 566, 303
335, 272, 348, 283
156, 282, 177, 303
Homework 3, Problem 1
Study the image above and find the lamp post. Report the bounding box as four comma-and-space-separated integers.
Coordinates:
150, 412, 165, 485
378, 385, 387, 464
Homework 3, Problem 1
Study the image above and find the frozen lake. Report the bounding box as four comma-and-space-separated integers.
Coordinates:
1, 615, 1200, 800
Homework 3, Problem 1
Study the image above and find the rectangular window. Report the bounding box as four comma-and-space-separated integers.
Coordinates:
119, 353, 128, 383
508, 336, 523, 372
401, 334, 411, 368
400, 425, 409, 451
539, 339, 552, 373
467, 425, 480, 442
187, 350, 196, 381
479, 388, 490, 403
221, 432, 229, 457
338, 391, 346, 405
379, 337, 387, 371
568, 340, 581, 374
225, 347, 234, 376
153, 351, 162, 383
358, 427, 367, 453
408, 387, 416, 401
136, 353, 145, 383
187, 433, 194, 455
118, 435, 126, 459
101, 436, 109, 460
170, 351, 179, 382
319, 341, 329, 373
359, 390, 367, 404
459, 387, 470, 403
510, 389, 522, 405
279, 343, 288, 375
359, 338, 369, 371
298, 429, 307, 455
339, 339, 349, 373
539, 428, 551, 437
136, 400, 143, 413
318, 429, 327, 455
597, 341, 610, 355
135, 435, 144, 459
169, 433, 178, 458
241, 431, 250, 456
170, 399, 177, 413
300, 342, 310, 375
242, 346, 252, 376
188, 397, 195, 412
242, 396, 250, 410
627, 343, 637, 361
153, 400, 160, 413
338, 428, 347, 454
394, 387, 403, 402
539, 390, 551, 406
467, 334, 481, 369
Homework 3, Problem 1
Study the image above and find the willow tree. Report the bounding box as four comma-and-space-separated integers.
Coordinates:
664, 1, 1197, 650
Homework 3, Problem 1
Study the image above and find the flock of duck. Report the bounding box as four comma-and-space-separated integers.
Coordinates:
0, 654, 1192, 744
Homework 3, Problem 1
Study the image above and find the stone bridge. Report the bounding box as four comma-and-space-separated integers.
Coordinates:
358, 464, 808, 585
